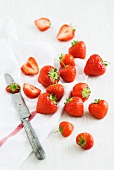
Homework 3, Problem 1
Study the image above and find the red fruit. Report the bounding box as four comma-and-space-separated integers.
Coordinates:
69, 40, 86, 59
76, 132, 94, 150
46, 83, 64, 102
6, 83, 20, 94
64, 97, 84, 117
36, 92, 57, 114
84, 54, 109, 76
23, 83, 41, 99
59, 65, 76, 83
57, 24, 75, 41
21, 57, 39, 75
59, 53, 75, 67
88, 99, 109, 119
59, 121, 74, 137
34, 18, 51, 31
71, 82, 91, 102
38, 65, 59, 87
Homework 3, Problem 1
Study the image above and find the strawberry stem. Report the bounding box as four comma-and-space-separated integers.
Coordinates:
82, 87, 91, 98
9, 83, 20, 92
71, 40, 78, 46
94, 99, 100, 104
64, 97, 73, 104
49, 94, 57, 104
48, 68, 59, 83
78, 137, 86, 147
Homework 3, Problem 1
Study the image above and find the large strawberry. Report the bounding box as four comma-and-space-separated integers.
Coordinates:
46, 83, 64, 102
38, 65, 59, 87
64, 97, 84, 117
59, 53, 75, 67
59, 65, 76, 83
76, 132, 94, 150
34, 17, 51, 31
23, 83, 41, 99
36, 92, 57, 114
84, 54, 109, 76
88, 99, 109, 119
58, 121, 74, 137
71, 82, 91, 102
57, 24, 75, 41
21, 57, 39, 75
68, 40, 86, 59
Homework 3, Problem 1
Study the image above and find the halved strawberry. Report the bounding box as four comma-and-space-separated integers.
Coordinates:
23, 83, 41, 99
57, 24, 75, 41
34, 18, 51, 31
21, 57, 39, 75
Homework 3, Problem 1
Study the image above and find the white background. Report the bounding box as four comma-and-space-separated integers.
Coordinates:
0, 0, 114, 170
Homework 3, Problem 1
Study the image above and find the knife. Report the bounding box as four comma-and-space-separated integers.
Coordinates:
4, 73, 46, 160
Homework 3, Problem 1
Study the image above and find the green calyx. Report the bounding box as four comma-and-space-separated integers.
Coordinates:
59, 126, 63, 134
9, 83, 20, 92
49, 94, 57, 104
71, 40, 78, 46
82, 87, 91, 98
59, 53, 64, 61
94, 99, 100, 104
48, 68, 59, 83
101, 58, 110, 66
64, 97, 73, 104
78, 137, 86, 147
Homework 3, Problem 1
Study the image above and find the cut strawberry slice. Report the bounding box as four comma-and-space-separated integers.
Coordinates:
34, 18, 51, 31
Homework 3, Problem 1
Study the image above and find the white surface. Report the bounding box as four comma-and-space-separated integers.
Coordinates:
0, 0, 114, 170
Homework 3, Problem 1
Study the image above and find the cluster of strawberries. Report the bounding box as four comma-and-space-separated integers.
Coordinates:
6, 17, 109, 150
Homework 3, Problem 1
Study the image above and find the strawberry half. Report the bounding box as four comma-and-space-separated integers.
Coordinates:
34, 17, 51, 31
57, 24, 75, 41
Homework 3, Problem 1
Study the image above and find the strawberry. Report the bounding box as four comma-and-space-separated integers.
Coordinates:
21, 57, 39, 75
34, 18, 51, 31
46, 83, 64, 102
23, 83, 41, 99
58, 121, 74, 137
88, 99, 109, 119
64, 97, 84, 117
57, 24, 75, 41
38, 65, 59, 87
71, 82, 91, 102
84, 54, 109, 76
59, 53, 75, 67
6, 83, 20, 94
76, 132, 94, 150
69, 40, 86, 59
59, 65, 76, 83
36, 92, 57, 114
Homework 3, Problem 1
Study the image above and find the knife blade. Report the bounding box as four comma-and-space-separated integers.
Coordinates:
4, 73, 46, 160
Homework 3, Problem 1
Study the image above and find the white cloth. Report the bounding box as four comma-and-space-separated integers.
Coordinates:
0, 16, 87, 170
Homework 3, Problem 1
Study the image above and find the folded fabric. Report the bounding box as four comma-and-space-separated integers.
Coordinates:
0, 16, 87, 170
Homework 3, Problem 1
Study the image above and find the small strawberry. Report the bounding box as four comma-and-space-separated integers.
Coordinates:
59, 53, 75, 67
64, 97, 84, 117
46, 83, 64, 102
59, 65, 76, 83
38, 65, 59, 87
76, 132, 94, 150
71, 82, 91, 102
21, 57, 39, 75
58, 121, 74, 137
6, 83, 20, 94
34, 17, 51, 31
23, 83, 41, 99
69, 40, 86, 59
84, 54, 109, 76
88, 99, 109, 119
36, 92, 57, 114
57, 24, 75, 41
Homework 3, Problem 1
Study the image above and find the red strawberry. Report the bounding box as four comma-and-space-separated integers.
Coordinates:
57, 24, 75, 41
23, 83, 41, 99
64, 97, 84, 117
58, 121, 74, 137
36, 92, 57, 114
34, 18, 51, 31
71, 82, 91, 102
69, 40, 86, 59
76, 132, 94, 150
38, 65, 59, 87
59, 53, 75, 67
84, 54, 109, 76
46, 83, 64, 102
88, 99, 109, 119
59, 65, 76, 83
21, 57, 39, 75
6, 83, 20, 94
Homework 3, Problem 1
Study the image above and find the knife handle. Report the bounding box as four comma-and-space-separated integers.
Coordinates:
22, 118, 46, 160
